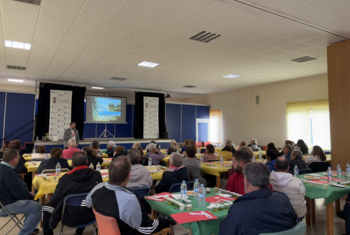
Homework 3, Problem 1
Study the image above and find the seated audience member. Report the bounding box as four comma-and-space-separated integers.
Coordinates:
265, 149, 278, 172
62, 138, 80, 159
36, 148, 70, 174
132, 142, 144, 163
221, 140, 236, 154
183, 145, 207, 186
155, 152, 191, 193
290, 149, 307, 171
105, 141, 116, 157
281, 140, 294, 155
226, 151, 252, 194
83, 146, 103, 169
219, 162, 297, 235
167, 140, 178, 155
267, 143, 282, 156
146, 141, 161, 153
270, 156, 306, 219
228, 146, 254, 179
282, 144, 293, 161
188, 139, 195, 146
91, 139, 103, 157
86, 157, 172, 234
31, 145, 47, 159
203, 144, 217, 162
180, 140, 189, 154
0, 148, 42, 235
145, 143, 165, 165
239, 141, 246, 147
42, 152, 102, 235
295, 139, 309, 155
9, 139, 31, 190
305, 145, 326, 165
113, 145, 128, 159
126, 149, 152, 188
249, 138, 259, 151
1, 141, 10, 152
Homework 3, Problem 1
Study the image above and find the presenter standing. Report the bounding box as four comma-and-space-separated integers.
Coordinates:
63, 122, 80, 148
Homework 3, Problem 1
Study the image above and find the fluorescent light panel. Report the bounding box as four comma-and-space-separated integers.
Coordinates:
92, 86, 104, 89
4, 40, 31, 50
8, 79, 24, 83
223, 74, 242, 79
138, 61, 159, 68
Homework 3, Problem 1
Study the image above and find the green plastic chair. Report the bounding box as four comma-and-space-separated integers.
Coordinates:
259, 222, 306, 235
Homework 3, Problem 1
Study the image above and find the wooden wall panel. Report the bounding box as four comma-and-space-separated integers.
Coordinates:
327, 40, 350, 169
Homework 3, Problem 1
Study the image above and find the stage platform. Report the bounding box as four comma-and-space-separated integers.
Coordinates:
34, 138, 173, 152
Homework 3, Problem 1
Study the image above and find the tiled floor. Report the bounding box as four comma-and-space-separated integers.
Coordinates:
0, 198, 346, 235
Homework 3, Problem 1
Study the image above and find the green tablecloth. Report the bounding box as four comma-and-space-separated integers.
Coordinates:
145, 192, 229, 235
298, 172, 350, 205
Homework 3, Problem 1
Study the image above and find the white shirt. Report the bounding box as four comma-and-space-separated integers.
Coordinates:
305, 155, 322, 165
71, 129, 75, 140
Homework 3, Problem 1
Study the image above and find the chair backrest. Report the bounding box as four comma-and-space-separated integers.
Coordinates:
203, 142, 211, 147
262, 146, 268, 151
169, 181, 194, 193
309, 162, 331, 173
195, 142, 203, 147
93, 208, 121, 235
41, 168, 70, 174
219, 151, 233, 161
259, 222, 306, 235
61, 193, 89, 222
129, 186, 150, 198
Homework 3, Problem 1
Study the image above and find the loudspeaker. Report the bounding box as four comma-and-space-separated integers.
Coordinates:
162, 132, 168, 139
256, 95, 259, 104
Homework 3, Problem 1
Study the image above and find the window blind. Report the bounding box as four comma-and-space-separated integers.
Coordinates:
210, 109, 221, 144
311, 99, 331, 149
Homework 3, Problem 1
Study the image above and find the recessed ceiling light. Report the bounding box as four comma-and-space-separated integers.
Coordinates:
8, 79, 24, 83
138, 61, 159, 68
223, 74, 242, 79
4, 40, 31, 50
92, 86, 104, 89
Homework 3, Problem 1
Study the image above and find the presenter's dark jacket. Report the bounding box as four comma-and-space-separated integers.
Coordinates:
63, 128, 80, 148
35, 157, 71, 174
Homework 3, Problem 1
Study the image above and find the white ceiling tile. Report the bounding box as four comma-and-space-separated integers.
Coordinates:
180, 14, 220, 30
80, 2, 120, 21
154, 35, 185, 46
121, 36, 149, 48
37, 20, 71, 34
324, 2, 350, 20
39, 7, 77, 25
198, 1, 243, 20
87, 0, 129, 9
166, 26, 200, 39
68, 26, 100, 40
154, 6, 194, 24
245, 0, 298, 12
141, 19, 177, 34
129, 29, 163, 42
266, 38, 299, 48
225, 9, 270, 26
122, 0, 172, 17
169, 0, 216, 13
340, 16, 350, 25
111, 11, 150, 28
5, 48, 30, 66
164, 46, 192, 55
248, 33, 281, 44
320, 20, 350, 38
43, 0, 86, 13
33, 29, 66, 48
113, 43, 140, 53
26, 45, 57, 78
104, 23, 137, 36
89, 38, 120, 50
95, 32, 127, 44
283, 42, 313, 51
73, 15, 109, 31
176, 40, 206, 50
133, 48, 159, 57
63, 34, 94, 48
3, 0, 40, 18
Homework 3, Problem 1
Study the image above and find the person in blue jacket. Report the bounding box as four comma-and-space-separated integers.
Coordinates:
265, 149, 278, 172
219, 162, 297, 235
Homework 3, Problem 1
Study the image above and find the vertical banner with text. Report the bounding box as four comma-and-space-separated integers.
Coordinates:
143, 97, 159, 139
49, 90, 72, 140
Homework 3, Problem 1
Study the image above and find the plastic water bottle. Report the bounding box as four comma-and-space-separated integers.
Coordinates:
45, 154, 49, 160
181, 181, 187, 201
194, 179, 200, 200
165, 151, 168, 156
36, 136, 39, 141
252, 156, 256, 162
148, 157, 152, 167
220, 155, 224, 165
337, 164, 342, 178
32, 148, 36, 153
198, 184, 205, 206
346, 163, 350, 179
96, 162, 101, 172
200, 154, 203, 163
259, 148, 262, 162
159, 145, 161, 149
201, 184, 206, 206
327, 166, 333, 182
294, 165, 299, 177
89, 163, 94, 170
55, 163, 61, 176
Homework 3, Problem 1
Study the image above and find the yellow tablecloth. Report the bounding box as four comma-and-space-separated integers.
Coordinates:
144, 166, 166, 181
23, 153, 108, 161
253, 151, 266, 157
201, 161, 232, 177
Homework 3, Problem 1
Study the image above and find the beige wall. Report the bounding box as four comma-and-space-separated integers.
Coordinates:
183, 74, 329, 148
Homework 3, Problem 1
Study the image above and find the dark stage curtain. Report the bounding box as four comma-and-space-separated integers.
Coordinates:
134, 92, 166, 139
35, 83, 86, 140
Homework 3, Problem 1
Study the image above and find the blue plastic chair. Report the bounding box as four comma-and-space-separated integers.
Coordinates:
169, 181, 194, 193
0, 201, 25, 235
60, 193, 97, 235
259, 222, 306, 235
129, 186, 150, 198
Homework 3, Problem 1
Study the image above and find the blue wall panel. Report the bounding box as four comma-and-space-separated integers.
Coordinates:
181, 105, 196, 141
35, 99, 38, 116
198, 123, 209, 142
0, 92, 5, 142
166, 104, 181, 142
197, 106, 210, 119
83, 123, 96, 139
5, 93, 35, 144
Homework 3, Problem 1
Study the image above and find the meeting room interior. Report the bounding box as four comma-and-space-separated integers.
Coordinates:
1, 0, 350, 235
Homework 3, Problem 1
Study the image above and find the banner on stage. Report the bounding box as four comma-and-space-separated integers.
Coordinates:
49, 90, 72, 140
143, 97, 159, 139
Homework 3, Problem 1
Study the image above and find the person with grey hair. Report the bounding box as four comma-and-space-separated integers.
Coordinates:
219, 162, 297, 234
145, 143, 165, 166
282, 144, 293, 161
126, 149, 153, 188
86, 157, 173, 234
105, 140, 116, 157
155, 152, 190, 193
42, 151, 102, 235
249, 138, 259, 151
62, 138, 80, 159
289, 149, 307, 171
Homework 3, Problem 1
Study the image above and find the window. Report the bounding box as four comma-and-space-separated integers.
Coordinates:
286, 99, 331, 149
210, 109, 221, 144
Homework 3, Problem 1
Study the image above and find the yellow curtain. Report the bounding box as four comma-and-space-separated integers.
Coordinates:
311, 99, 331, 149
210, 109, 221, 144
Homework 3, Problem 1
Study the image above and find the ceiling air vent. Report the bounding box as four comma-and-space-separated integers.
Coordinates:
291, 56, 317, 63
7, 65, 26, 70
183, 85, 196, 88
189, 31, 222, 43
110, 77, 126, 81
14, 0, 41, 6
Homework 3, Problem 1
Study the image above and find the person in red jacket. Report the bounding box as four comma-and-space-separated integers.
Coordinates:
226, 151, 251, 194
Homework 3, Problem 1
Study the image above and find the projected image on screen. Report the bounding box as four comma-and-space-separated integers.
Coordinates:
86, 95, 127, 124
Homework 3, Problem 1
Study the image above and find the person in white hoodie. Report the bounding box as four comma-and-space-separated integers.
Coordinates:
126, 149, 152, 188
270, 156, 306, 220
